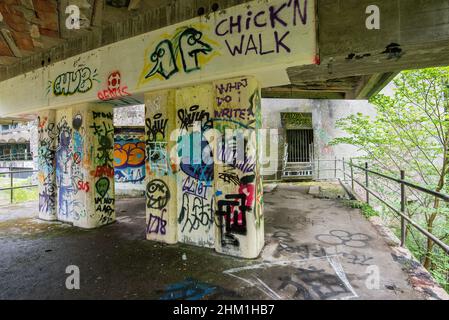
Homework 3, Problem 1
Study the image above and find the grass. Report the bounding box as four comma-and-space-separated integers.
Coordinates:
343, 200, 379, 218
0, 176, 38, 206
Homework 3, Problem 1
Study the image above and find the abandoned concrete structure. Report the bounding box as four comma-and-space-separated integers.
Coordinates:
1, 0, 449, 260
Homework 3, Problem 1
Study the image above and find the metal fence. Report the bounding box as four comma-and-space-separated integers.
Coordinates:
0, 152, 34, 162
0, 169, 38, 204
336, 159, 449, 256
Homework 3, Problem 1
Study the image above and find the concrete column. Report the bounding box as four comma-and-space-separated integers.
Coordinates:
176, 84, 215, 247
52, 103, 115, 228
73, 104, 115, 228
145, 90, 177, 244
37, 109, 57, 220
213, 76, 264, 258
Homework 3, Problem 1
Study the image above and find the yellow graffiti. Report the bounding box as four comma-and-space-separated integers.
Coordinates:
138, 24, 221, 87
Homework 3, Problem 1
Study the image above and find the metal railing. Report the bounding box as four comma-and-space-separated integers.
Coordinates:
339, 159, 449, 255
0, 169, 38, 204
0, 152, 34, 162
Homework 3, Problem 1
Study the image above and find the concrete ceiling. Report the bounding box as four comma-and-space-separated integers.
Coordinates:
1, 0, 449, 105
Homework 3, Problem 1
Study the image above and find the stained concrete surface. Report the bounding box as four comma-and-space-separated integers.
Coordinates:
0, 184, 433, 300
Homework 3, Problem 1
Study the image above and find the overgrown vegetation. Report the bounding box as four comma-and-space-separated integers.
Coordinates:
331, 67, 449, 292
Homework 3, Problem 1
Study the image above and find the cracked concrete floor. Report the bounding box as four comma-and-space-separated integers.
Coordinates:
0, 184, 428, 300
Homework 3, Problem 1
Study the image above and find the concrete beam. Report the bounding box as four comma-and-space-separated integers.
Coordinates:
289, 0, 449, 84
0, 0, 250, 81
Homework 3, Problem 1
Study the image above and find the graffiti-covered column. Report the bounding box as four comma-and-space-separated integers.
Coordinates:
37, 110, 57, 221
55, 108, 75, 223
70, 104, 115, 228
213, 76, 264, 259
176, 84, 215, 247
145, 90, 177, 244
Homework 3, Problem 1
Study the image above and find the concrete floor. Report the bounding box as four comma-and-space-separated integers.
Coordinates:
0, 184, 431, 300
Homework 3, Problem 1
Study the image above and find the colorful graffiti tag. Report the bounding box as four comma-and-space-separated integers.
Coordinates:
114, 136, 146, 184
97, 71, 131, 101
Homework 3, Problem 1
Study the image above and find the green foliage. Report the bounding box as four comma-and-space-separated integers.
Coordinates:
332, 67, 449, 292
344, 200, 379, 218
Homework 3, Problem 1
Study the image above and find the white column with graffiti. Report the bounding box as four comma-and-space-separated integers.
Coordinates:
176, 84, 215, 248
88, 105, 116, 228
145, 91, 178, 244
37, 109, 57, 221
213, 76, 264, 259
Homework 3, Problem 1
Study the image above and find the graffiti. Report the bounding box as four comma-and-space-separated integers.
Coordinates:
77, 181, 90, 192
141, 26, 215, 83
277, 265, 352, 300
224, 256, 357, 300
159, 278, 217, 300
95, 195, 115, 224
49, 67, 98, 96
178, 193, 213, 233
146, 113, 168, 141
178, 105, 210, 131
147, 142, 169, 174
91, 110, 115, 224
72, 113, 83, 130
146, 179, 170, 210
93, 111, 114, 120
97, 71, 131, 101
316, 230, 372, 248
214, 0, 308, 56
182, 176, 209, 199
147, 210, 167, 235
342, 253, 374, 266
216, 193, 249, 247
215, 78, 248, 96
218, 137, 256, 174
91, 165, 114, 178
114, 137, 146, 184
218, 172, 240, 186
90, 119, 114, 167
114, 141, 145, 168
179, 135, 214, 182
95, 177, 110, 198
38, 116, 57, 216
272, 230, 327, 259
55, 117, 73, 218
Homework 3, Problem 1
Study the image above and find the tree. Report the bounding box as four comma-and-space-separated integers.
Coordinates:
331, 67, 449, 288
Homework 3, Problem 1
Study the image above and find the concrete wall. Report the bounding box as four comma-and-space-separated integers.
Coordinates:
261, 99, 377, 179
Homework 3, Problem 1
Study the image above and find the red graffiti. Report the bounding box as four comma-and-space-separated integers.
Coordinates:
77, 181, 90, 192
97, 71, 131, 101
239, 182, 255, 208
91, 165, 114, 178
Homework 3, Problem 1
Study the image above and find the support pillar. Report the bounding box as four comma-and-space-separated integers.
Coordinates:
37, 109, 57, 220
213, 76, 264, 258
145, 91, 178, 244
176, 84, 215, 247
73, 104, 115, 228
50, 103, 115, 228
